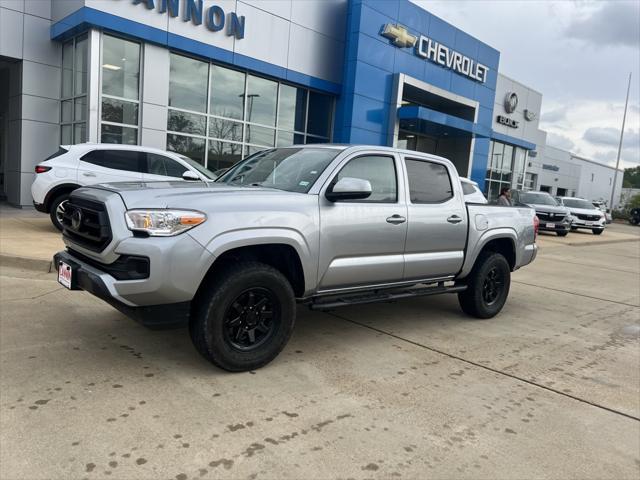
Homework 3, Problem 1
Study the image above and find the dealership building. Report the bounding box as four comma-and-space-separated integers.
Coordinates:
0, 0, 623, 207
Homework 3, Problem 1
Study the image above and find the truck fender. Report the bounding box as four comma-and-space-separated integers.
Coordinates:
458, 228, 518, 279
202, 228, 316, 295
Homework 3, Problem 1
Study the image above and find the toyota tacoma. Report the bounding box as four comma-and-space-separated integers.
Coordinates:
54, 145, 538, 371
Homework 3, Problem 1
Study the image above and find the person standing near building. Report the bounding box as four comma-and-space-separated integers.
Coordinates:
497, 187, 512, 206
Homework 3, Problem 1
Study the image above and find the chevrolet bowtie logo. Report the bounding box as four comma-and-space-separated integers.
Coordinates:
381, 24, 417, 48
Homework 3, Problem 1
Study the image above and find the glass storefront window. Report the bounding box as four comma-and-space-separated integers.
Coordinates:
167, 134, 206, 165
74, 35, 88, 96
209, 117, 242, 142
276, 131, 305, 147
102, 98, 138, 125
62, 41, 73, 99
100, 35, 141, 144
101, 124, 137, 145
278, 84, 306, 132
102, 35, 140, 100
307, 91, 332, 137
246, 75, 277, 126
207, 141, 243, 171
210, 65, 245, 120
169, 54, 208, 113
245, 124, 275, 147
168, 110, 206, 136
60, 34, 88, 144
167, 52, 334, 167
484, 140, 529, 201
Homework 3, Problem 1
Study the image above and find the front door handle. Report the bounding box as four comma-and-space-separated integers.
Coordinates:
82, 172, 96, 177
386, 214, 406, 225
447, 215, 463, 224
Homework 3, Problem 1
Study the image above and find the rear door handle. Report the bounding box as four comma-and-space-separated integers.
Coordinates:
447, 215, 463, 224
82, 172, 96, 177
386, 214, 406, 225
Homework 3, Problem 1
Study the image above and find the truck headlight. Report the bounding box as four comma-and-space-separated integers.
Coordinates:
125, 209, 206, 236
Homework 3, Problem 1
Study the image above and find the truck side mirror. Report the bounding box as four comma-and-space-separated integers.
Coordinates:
325, 177, 372, 202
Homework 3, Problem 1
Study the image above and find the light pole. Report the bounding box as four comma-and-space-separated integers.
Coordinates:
610, 72, 632, 211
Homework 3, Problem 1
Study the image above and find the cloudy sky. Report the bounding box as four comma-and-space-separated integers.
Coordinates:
413, 0, 640, 169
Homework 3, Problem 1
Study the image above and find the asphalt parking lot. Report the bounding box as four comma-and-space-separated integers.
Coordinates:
1, 221, 639, 480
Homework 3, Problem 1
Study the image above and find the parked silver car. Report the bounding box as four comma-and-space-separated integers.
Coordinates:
54, 145, 538, 371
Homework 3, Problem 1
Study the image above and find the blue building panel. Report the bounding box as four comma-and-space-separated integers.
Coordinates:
352, 61, 395, 102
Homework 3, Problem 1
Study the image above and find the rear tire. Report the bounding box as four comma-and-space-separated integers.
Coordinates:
458, 252, 511, 319
592, 228, 604, 235
190, 261, 296, 372
556, 231, 569, 237
49, 194, 70, 231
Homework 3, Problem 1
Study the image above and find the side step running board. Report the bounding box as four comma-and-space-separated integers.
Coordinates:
309, 283, 467, 311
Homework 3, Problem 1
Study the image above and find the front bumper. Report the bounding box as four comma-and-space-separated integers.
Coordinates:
571, 219, 605, 230
33, 201, 47, 213
538, 222, 571, 232
54, 250, 191, 328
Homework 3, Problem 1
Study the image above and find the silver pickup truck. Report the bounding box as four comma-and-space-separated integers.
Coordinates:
54, 145, 537, 371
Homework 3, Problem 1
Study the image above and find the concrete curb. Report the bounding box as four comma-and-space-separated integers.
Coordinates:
0, 254, 53, 273
564, 238, 640, 247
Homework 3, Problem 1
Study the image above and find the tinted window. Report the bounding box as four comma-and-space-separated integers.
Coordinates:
82, 150, 142, 173
146, 154, 167, 176
307, 91, 332, 137
405, 159, 453, 203
164, 158, 188, 178
336, 156, 397, 203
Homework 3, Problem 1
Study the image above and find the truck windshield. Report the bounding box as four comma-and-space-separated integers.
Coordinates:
562, 198, 597, 210
216, 148, 340, 193
519, 192, 558, 206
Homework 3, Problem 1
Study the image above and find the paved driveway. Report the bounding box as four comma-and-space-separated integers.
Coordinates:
1, 224, 639, 480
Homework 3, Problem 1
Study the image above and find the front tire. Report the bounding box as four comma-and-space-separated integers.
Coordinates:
557, 230, 569, 237
49, 194, 70, 231
458, 252, 511, 319
190, 261, 296, 372
592, 228, 604, 235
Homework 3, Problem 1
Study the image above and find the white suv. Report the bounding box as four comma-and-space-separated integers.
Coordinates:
32, 144, 217, 230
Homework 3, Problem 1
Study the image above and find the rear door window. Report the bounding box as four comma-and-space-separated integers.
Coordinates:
404, 159, 453, 203
82, 150, 143, 173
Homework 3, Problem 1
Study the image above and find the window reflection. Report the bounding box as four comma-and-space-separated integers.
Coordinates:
278, 84, 307, 132
169, 54, 208, 113
246, 75, 277, 126
167, 134, 206, 165
168, 110, 206, 136
210, 65, 245, 119
208, 141, 243, 171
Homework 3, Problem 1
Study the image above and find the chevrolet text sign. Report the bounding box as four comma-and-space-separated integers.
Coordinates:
381, 24, 488, 83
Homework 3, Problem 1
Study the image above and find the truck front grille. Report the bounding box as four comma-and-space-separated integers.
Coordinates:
62, 198, 112, 252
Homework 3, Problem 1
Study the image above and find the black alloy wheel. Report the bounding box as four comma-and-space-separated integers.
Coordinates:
223, 288, 279, 351
482, 266, 504, 306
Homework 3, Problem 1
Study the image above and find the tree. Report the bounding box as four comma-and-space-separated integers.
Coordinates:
623, 166, 640, 188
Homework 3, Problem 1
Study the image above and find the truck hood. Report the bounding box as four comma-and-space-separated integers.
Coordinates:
90, 180, 303, 209
520, 202, 569, 215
